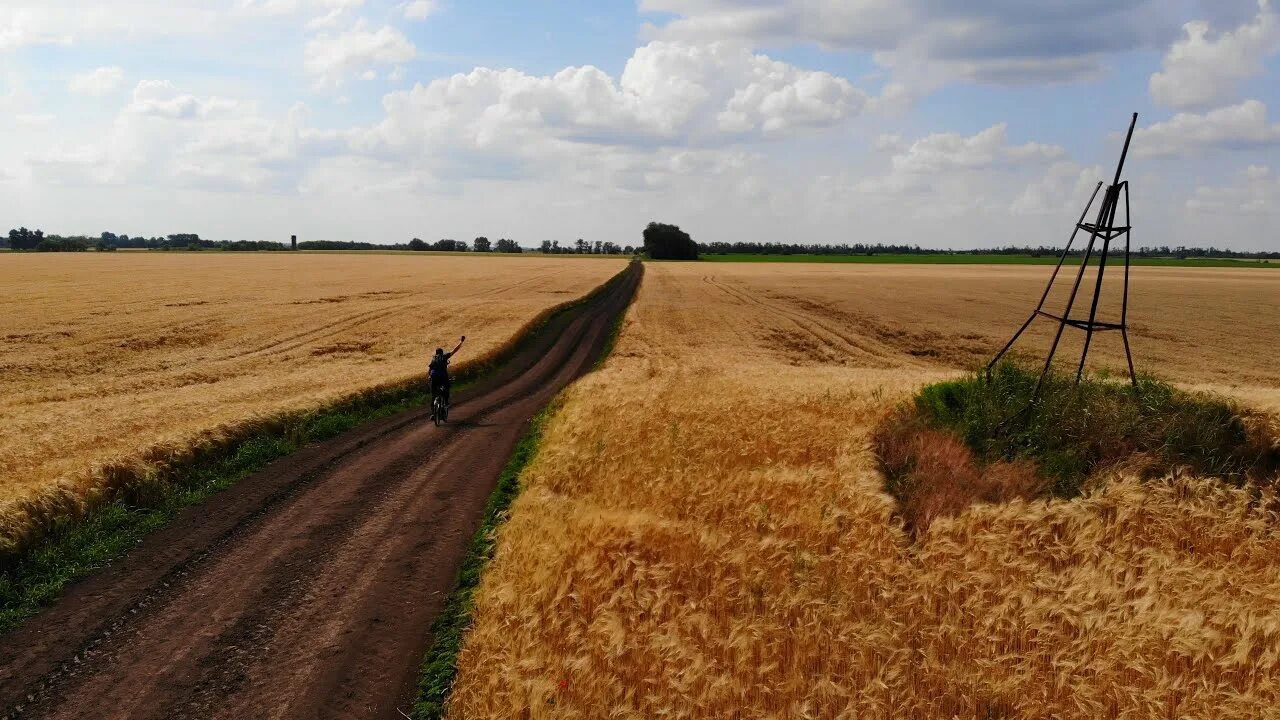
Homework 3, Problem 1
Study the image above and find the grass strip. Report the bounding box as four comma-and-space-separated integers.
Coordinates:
0, 264, 633, 636
411, 404, 554, 720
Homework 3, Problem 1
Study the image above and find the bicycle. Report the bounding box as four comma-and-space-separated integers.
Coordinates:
431, 390, 449, 426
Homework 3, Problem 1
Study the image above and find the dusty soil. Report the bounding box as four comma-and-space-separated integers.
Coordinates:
0, 263, 640, 720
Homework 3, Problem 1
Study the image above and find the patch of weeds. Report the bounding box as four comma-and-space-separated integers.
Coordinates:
873, 362, 1279, 535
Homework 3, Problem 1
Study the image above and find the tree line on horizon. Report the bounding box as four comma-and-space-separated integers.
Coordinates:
698, 240, 1280, 260
5, 226, 1275, 260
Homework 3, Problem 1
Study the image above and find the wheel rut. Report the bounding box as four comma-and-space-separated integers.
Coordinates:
0, 263, 641, 720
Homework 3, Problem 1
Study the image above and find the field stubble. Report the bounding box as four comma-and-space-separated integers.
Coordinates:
449, 262, 1280, 718
0, 253, 624, 553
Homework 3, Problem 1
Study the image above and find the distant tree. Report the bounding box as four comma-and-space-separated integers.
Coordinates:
495, 238, 522, 253
642, 222, 698, 260
429, 239, 468, 251
409, 238, 428, 251
8, 227, 44, 251
168, 233, 200, 246
623, 245, 635, 254
96, 239, 117, 252
473, 236, 491, 253
552, 240, 562, 254
574, 238, 589, 254
36, 235, 90, 252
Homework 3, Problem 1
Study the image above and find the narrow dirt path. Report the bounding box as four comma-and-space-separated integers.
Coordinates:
0, 263, 641, 720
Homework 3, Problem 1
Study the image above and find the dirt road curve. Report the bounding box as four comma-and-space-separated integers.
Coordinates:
0, 263, 640, 720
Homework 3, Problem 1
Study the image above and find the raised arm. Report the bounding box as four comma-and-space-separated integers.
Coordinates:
448, 335, 466, 358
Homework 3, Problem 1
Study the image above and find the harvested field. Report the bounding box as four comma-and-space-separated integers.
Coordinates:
0, 253, 624, 552
448, 261, 1280, 718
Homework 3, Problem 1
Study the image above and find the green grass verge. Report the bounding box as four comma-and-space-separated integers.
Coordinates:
700, 253, 1278, 268
411, 404, 555, 720
913, 363, 1278, 498
0, 389, 427, 635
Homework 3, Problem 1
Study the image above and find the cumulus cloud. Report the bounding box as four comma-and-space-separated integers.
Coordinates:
29, 80, 347, 192
642, 0, 1178, 89
68, 66, 125, 97
1150, 0, 1280, 110
857, 123, 1065, 196
1187, 164, 1279, 214
1, 4, 222, 50
1133, 99, 1280, 157
1010, 161, 1106, 216
305, 20, 416, 90
367, 41, 869, 164
402, 0, 437, 21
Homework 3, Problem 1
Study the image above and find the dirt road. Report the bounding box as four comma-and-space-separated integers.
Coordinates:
0, 263, 641, 720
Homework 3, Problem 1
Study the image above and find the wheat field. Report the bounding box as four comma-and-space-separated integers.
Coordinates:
449, 262, 1280, 718
0, 252, 624, 553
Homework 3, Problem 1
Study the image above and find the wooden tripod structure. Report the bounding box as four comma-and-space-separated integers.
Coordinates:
987, 113, 1139, 397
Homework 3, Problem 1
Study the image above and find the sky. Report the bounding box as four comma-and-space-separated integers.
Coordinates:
1, 0, 1279, 250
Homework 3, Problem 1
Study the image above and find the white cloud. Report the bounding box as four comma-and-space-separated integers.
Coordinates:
402, 0, 437, 21
1010, 161, 1106, 216
642, 0, 1179, 90
305, 20, 416, 90
235, 0, 365, 19
68, 66, 125, 97
1187, 164, 1279, 214
28, 81, 348, 193
358, 41, 871, 190
127, 80, 238, 120
1, 4, 222, 50
1150, 0, 1280, 110
1133, 99, 1280, 157
857, 123, 1065, 196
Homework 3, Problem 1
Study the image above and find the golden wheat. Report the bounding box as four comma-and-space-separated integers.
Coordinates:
0, 252, 624, 552
449, 261, 1280, 719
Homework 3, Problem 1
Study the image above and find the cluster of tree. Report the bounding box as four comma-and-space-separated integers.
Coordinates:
468, 236, 524, 252
408, 238, 465, 252
295, 240, 379, 250
97, 232, 206, 250
6, 228, 117, 252
643, 222, 698, 260
698, 241, 1280, 260
5, 230, 290, 252
538, 238, 631, 255
403, 236, 526, 253
1139, 245, 1280, 260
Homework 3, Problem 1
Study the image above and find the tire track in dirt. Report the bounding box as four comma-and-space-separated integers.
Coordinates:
0, 263, 642, 720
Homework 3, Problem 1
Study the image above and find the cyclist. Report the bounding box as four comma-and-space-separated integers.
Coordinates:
429, 336, 465, 409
